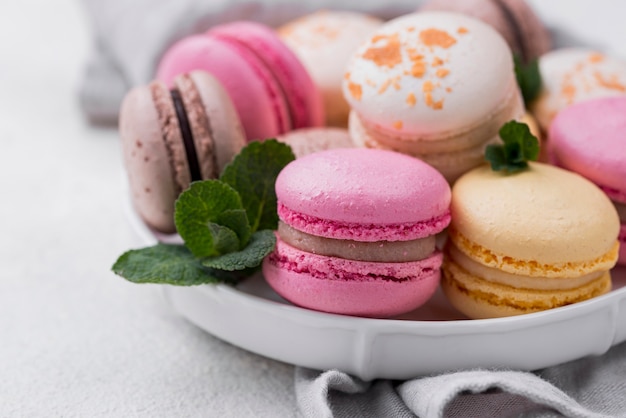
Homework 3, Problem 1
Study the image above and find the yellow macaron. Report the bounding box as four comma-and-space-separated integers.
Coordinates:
442, 162, 620, 319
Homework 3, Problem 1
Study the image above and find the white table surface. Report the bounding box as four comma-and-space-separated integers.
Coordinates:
1, 1, 624, 416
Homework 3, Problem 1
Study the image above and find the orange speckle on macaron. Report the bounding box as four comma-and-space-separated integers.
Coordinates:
419, 28, 456, 49
406, 92, 417, 106
425, 92, 444, 110
457, 27, 469, 34
378, 79, 391, 94
392, 76, 402, 90
431, 57, 444, 67
594, 72, 626, 92
561, 80, 576, 104
362, 33, 403, 68
411, 60, 426, 78
589, 53, 605, 63
423, 80, 434, 93
393, 120, 404, 129
348, 82, 363, 100
344, 72, 351, 80
436, 68, 450, 78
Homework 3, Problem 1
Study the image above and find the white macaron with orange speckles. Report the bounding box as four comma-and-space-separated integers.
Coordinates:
343, 11, 524, 182
530, 48, 626, 133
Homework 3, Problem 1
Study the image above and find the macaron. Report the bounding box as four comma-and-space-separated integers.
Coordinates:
262, 148, 451, 318
276, 127, 354, 158
156, 21, 324, 142
442, 162, 620, 319
418, 0, 551, 63
343, 12, 525, 183
119, 71, 246, 233
278, 10, 383, 127
549, 97, 626, 265
531, 48, 626, 133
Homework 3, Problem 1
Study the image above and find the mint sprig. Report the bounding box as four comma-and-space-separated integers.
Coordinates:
220, 140, 295, 231
112, 140, 295, 286
485, 120, 539, 173
514, 55, 542, 108
112, 243, 234, 285
202, 230, 276, 271
174, 180, 250, 258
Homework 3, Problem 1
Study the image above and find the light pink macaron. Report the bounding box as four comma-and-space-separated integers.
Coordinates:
549, 97, 626, 264
263, 148, 451, 318
119, 71, 246, 233
156, 21, 324, 142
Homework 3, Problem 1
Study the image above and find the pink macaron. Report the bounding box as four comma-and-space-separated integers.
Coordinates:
156, 21, 324, 142
262, 148, 451, 318
119, 71, 246, 233
548, 97, 626, 264
276, 127, 355, 158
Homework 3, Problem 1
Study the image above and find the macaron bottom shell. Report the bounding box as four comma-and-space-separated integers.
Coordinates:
263, 238, 443, 318
441, 242, 614, 319
348, 79, 524, 183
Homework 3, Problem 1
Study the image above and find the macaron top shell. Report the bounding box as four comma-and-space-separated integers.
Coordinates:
343, 12, 514, 135
451, 162, 620, 265
533, 48, 626, 130
279, 10, 382, 88
156, 22, 324, 142
209, 22, 324, 131
276, 148, 451, 226
549, 97, 626, 199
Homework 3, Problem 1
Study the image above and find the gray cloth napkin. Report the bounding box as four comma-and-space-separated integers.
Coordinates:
80, 1, 626, 416
296, 341, 626, 417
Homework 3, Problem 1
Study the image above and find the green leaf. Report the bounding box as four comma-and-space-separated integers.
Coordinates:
174, 180, 251, 258
202, 230, 276, 271
112, 243, 235, 285
207, 222, 240, 254
485, 120, 539, 173
514, 55, 542, 107
220, 140, 295, 232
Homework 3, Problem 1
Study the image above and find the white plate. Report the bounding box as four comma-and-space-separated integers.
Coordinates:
125, 197, 626, 380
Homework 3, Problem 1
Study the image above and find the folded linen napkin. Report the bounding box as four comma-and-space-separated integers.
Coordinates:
296, 341, 626, 417
80, 1, 626, 416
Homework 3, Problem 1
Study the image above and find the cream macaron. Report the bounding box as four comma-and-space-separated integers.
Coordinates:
442, 162, 620, 319
279, 10, 383, 127
343, 12, 524, 182
531, 48, 626, 133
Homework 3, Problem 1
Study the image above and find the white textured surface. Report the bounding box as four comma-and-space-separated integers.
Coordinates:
0, 1, 296, 416
1, 0, 625, 417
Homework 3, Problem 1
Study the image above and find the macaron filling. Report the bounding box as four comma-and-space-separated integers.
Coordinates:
170, 88, 201, 182
446, 242, 607, 291
278, 202, 451, 242
268, 237, 443, 283
449, 228, 620, 279
278, 221, 436, 262
442, 258, 611, 314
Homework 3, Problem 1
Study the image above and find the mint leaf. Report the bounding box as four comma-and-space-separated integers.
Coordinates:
175, 180, 251, 258
220, 140, 295, 232
207, 223, 240, 254
484, 146, 507, 172
112, 243, 234, 285
514, 55, 542, 107
202, 230, 276, 271
485, 120, 539, 173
